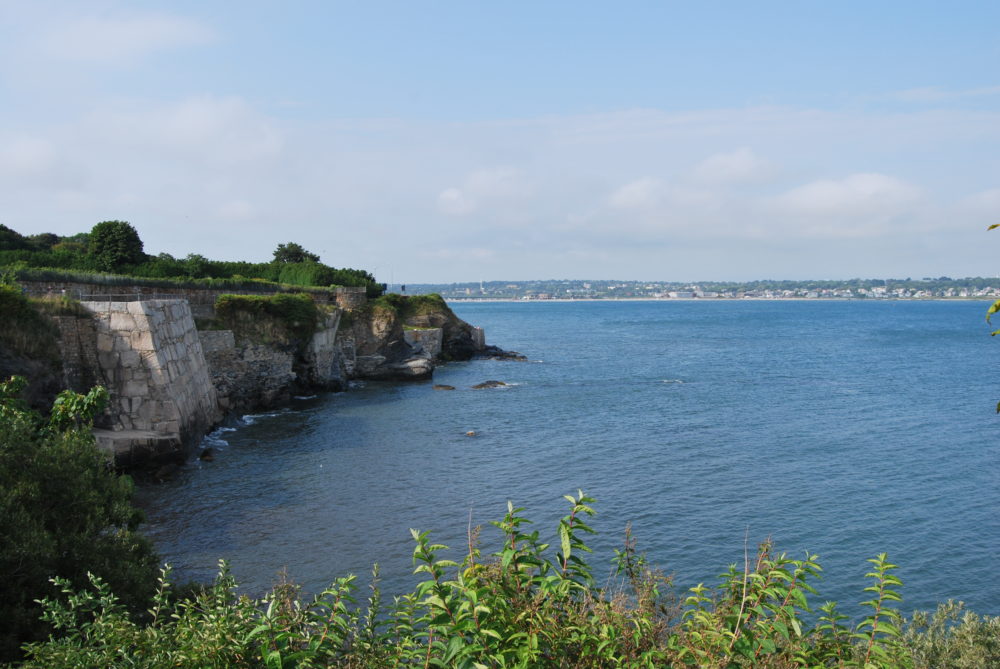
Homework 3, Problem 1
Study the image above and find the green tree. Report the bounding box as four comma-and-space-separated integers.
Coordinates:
88, 220, 145, 272
0, 224, 30, 251
0, 377, 158, 662
273, 241, 320, 264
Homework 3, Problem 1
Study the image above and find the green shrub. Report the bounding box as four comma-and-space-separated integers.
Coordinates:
88, 221, 145, 272
19, 490, 990, 668
0, 378, 158, 663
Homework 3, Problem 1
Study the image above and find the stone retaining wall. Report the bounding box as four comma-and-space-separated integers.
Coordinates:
403, 328, 443, 358
81, 299, 221, 447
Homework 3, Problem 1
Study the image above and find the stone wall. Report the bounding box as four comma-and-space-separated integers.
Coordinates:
199, 309, 345, 413
335, 286, 367, 310
22, 281, 337, 320
301, 311, 346, 389
81, 300, 221, 445
51, 314, 102, 399
471, 326, 486, 350
403, 328, 443, 358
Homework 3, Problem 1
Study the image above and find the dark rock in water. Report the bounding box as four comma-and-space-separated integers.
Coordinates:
474, 345, 527, 361
153, 462, 180, 481
199, 448, 215, 461
433, 384, 456, 391
472, 380, 507, 389
466, 430, 477, 436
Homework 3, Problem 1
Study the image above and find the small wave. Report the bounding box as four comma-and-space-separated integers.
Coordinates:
241, 410, 289, 425
293, 394, 318, 400
348, 381, 366, 390
660, 379, 685, 384
200, 426, 234, 448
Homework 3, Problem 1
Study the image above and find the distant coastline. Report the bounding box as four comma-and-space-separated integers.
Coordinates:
445, 296, 995, 303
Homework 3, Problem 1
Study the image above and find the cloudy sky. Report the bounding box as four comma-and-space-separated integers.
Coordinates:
2, 1, 999, 283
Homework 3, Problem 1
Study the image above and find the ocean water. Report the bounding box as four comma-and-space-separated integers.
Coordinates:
134, 300, 1000, 617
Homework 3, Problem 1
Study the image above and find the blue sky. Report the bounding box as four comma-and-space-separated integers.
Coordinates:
2, 1, 999, 283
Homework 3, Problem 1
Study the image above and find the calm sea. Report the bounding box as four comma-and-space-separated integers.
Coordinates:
134, 300, 1000, 617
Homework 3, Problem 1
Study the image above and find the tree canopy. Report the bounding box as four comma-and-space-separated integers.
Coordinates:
273, 242, 320, 264
88, 220, 145, 272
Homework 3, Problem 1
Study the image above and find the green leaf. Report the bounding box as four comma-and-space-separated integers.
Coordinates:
559, 523, 571, 564
987, 299, 1000, 323
989, 223, 1000, 230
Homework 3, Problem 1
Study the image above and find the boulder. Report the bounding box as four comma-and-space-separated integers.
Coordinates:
472, 380, 507, 389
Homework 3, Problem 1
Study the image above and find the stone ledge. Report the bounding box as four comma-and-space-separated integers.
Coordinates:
93, 428, 183, 469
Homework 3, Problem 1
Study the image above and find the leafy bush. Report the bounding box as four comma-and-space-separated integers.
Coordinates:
16, 490, 995, 668
88, 221, 145, 272
0, 377, 158, 663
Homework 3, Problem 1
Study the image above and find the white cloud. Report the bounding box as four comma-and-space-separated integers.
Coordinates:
691, 147, 773, 185
87, 96, 284, 164
41, 13, 215, 64
437, 187, 476, 215
772, 173, 921, 218
608, 177, 664, 209
436, 167, 532, 217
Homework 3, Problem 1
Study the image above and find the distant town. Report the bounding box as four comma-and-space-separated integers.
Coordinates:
402, 277, 1000, 301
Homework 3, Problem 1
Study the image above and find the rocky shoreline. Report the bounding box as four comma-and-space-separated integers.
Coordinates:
1, 289, 521, 473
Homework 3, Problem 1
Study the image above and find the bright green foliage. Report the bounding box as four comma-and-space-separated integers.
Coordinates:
370, 292, 452, 320
1, 222, 384, 295
903, 600, 1000, 668
0, 377, 157, 663
215, 293, 321, 345
88, 221, 145, 272
48, 386, 109, 432
16, 491, 989, 668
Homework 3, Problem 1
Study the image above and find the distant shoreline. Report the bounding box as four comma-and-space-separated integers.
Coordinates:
443, 296, 996, 303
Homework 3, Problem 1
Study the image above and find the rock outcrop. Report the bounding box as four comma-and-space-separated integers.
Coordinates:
336, 300, 434, 381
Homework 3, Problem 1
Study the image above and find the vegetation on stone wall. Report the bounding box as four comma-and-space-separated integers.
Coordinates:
0, 284, 61, 368
214, 293, 322, 347
370, 292, 452, 320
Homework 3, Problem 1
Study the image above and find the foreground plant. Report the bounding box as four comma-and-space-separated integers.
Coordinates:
12, 491, 997, 668
0, 377, 158, 663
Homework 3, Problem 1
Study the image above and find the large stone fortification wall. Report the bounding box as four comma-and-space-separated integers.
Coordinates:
81, 300, 221, 445
21, 280, 354, 319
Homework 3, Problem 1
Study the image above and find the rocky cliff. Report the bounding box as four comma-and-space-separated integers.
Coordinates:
4, 286, 509, 470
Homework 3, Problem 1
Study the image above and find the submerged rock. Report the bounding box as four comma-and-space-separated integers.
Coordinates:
433, 384, 456, 391
472, 380, 507, 389
474, 345, 527, 361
